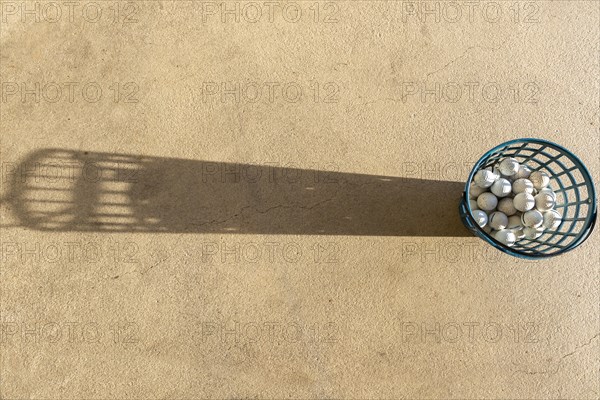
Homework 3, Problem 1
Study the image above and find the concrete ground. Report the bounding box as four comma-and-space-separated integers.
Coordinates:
1, 1, 598, 398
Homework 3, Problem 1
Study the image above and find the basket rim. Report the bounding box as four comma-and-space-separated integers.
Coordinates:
463, 138, 597, 259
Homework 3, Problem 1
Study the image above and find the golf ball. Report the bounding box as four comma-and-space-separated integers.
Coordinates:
523, 226, 544, 240
512, 178, 534, 194
507, 214, 522, 229
515, 165, 532, 179
513, 192, 535, 212
469, 199, 479, 210
489, 211, 509, 230
469, 182, 487, 199
494, 229, 516, 246
530, 170, 550, 190
491, 178, 512, 197
535, 192, 556, 211
498, 158, 520, 176
543, 209, 562, 230
513, 228, 526, 240
474, 169, 498, 188
477, 192, 498, 211
472, 210, 488, 227
497, 197, 517, 216
538, 187, 557, 201
521, 209, 544, 228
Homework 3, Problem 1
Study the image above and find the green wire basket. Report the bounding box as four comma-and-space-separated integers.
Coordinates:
459, 138, 597, 259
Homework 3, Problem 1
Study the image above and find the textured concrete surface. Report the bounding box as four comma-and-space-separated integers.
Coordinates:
0, 1, 599, 398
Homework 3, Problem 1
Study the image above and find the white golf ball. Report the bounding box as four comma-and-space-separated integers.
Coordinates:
469, 199, 479, 210
485, 166, 500, 177
507, 214, 522, 229
513, 227, 526, 240
521, 209, 544, 228
488, 211, 509, 230
535, 192, 556, 211
491, 178, 512, 197
469, 182, 487, 199
512, 178, 534, 194
477, 192, 498, 211
538, 187, 557, 201
498, 157, 520, 176
497, 197, 517, 216
491, 165, 502, 177
472, 210, 488, 227
530, 170, 550, 190
543, 209, 562, 230
523, 226, 544, 240
494, 229, 516, 246
515, 165, 532, 179
513, 192, 535, 212
474, 169, 499, 188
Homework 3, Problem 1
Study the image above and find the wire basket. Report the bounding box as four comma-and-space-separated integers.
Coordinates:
459, 138, 597, 259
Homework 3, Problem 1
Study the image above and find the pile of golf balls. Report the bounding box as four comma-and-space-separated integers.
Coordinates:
468, 157, 563, 247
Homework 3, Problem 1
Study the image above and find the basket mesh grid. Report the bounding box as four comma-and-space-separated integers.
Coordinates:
461, 139, 596, 259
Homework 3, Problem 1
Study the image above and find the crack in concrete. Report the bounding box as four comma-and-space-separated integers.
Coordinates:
187, 197, 336, 229
425, 38, 510, 79
512, 332, 600, 376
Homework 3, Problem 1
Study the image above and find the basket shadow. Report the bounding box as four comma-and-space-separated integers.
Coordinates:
5, 149, 471, 237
